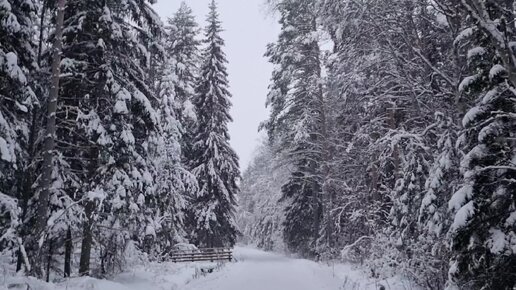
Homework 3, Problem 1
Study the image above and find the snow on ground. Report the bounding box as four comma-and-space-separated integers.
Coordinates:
55, 260, 205, 290
1, 247, 418, 290
184, 247, 340, 290
332, 263, 421, 290
1, 260, 215, 290
184, 247, 418, 290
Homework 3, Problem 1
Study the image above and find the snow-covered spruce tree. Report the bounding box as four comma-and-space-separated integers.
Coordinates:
152, 6, 201, 235
417, 114, 461, 288
189, 0, 240, 248
149, 83, 194, 258
446, 1, 516, 288
56, 0, 162, 275
417, 0, 466, 241
0, 0, 37, 171
0, 0, 38, 270
264, 0, 326, 257
147, 5, 199, 258
164, 2, 200, 164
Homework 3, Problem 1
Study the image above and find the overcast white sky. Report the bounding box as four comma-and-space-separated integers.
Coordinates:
154, 0, 279, 170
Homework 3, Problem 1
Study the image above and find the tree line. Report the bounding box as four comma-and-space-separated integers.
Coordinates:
0, 0, 239, 280
238, 0, 516, 289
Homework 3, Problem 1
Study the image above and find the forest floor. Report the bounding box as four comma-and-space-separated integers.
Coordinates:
1, 247, 418, 290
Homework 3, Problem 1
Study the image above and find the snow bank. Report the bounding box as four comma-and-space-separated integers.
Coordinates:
332, 263, 422, 290
0, 261, 218, 290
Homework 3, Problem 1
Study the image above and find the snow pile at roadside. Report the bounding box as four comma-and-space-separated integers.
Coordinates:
56, 261, 203, 290
332, 263, 422, 290
0, 261, 219, 290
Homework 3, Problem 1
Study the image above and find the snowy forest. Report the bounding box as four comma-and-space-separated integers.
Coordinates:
1, 0, 516, 289
239, 0, 516, 289
1, 0, 240, 282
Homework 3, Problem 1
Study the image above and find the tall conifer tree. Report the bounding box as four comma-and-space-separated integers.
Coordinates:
447, 0, 516, 288
189, 0, 240, 248
164, 2, 200, 164
57, 0, 162, 275
0, 0, 38, 269
149, 2, 201, 257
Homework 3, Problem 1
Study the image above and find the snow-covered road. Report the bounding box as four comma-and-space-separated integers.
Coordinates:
183, 247, 343, 290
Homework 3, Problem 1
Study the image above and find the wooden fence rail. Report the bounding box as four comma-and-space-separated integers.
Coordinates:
170, 247, 233, 263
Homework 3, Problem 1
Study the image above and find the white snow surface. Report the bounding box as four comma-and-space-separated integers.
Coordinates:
1, 247, 414, 290
184, 247, 341, 290
184, 247, 414, 290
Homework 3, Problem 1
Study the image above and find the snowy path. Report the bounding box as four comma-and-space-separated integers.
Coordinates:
183, 247, 342, 290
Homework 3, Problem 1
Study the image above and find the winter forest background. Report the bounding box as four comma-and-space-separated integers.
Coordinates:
1, 0, 516, 289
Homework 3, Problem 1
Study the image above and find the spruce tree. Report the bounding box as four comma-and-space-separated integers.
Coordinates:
56, 0, 162, 275
165, 2, 199, 125
447, 1, 516, 288
0, 1, 37, 171
150, 3, 201, 256
0, 0, 37, 270
164, 2, 200, 166
189, 0, 240, 248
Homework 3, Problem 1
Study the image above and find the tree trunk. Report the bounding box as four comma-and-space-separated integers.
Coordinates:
79, 200, 94, 276
37, 0, 48, 66
17, 106, 41, 273
317, 61, 333, 255
389, 105, 400, 178
16, 249, 23, 272
31, 0, 66, 278
18, 0, 47, 271
79, 143, 99, 276
46, 240, 53, 282
64, 227, 72, 278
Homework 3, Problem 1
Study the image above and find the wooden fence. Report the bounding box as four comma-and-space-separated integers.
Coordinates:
170, 247, 233, 263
